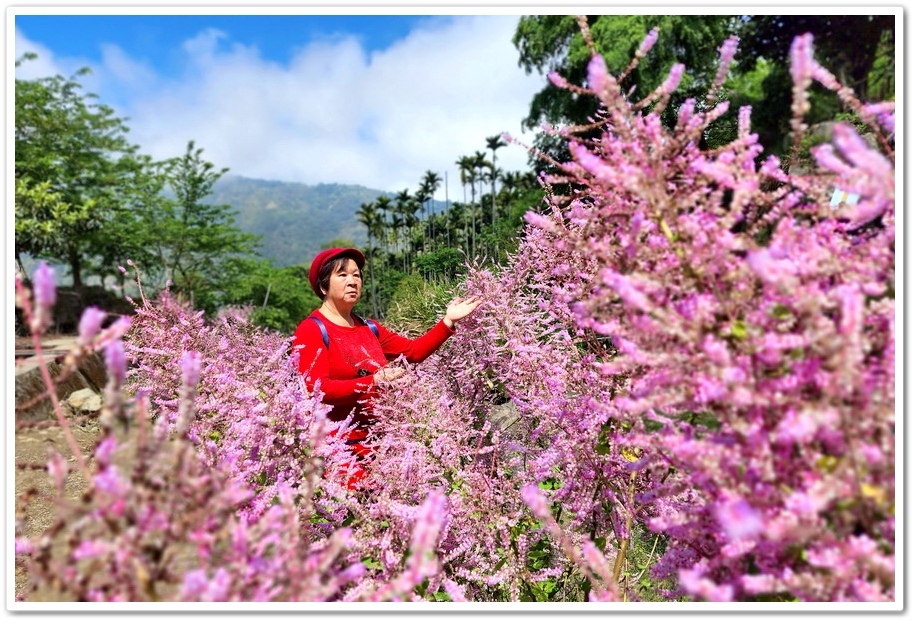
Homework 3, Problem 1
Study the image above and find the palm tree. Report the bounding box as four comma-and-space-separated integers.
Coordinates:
419, 169, 441, 250
499, 170, 522, 208
394, 189, 420, 272
486, 134, 507, 227
456, 156, 475, 255
356, 200, 382, 317
471, 151, 490, 257
448, 202, 467, 255
375, 194, 394, 267
414, 184, 431, 254
443, 170, 451, 248
456, 155, 473, 205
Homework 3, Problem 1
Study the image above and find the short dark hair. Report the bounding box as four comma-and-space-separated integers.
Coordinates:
316, 254, 363, 299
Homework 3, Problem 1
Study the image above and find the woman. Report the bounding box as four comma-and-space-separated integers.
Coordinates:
292, 247, 481, 489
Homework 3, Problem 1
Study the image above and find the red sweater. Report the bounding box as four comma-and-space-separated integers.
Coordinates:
292, 310, 454, 424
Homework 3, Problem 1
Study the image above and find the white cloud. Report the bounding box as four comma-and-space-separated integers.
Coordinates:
15, 15, 547, 198
13, 31, 60, 79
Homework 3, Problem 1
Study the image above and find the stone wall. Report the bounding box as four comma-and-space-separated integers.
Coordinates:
15, 351, 108, 423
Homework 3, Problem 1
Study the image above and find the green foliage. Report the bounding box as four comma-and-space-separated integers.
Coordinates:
381, 274, 453, 336
148, 141, 261, 313
14, 178, 84, 268
15, 55, 147, 287
866, 28, 895, 102
413, 247, 464, 279
208, 176, 391, 267
220, 258, 318, 334
513, 15, 736, 169
734, 14, 895, 156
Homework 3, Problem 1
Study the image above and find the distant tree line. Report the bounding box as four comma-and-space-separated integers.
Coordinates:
353, 143, 542, 318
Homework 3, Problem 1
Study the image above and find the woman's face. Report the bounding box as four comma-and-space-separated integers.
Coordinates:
324, 258, 362, 305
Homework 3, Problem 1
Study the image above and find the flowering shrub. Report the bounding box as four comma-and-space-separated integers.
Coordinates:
14, 265, 451, 602
503, 30, 895, 601
14, 25, 894, 605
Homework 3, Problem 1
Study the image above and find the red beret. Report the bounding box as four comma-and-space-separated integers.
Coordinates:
308, 247, 366, 297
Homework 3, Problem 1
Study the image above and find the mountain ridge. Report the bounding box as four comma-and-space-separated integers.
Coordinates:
210, 174, 376, 267
210, 174, 446, 267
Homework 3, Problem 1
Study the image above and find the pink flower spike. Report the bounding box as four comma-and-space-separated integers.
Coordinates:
78, 306, 108, 347
47, 451, 68, 491
587, 54, 613, 95
95, 434, 118, 466
715, 498, 763, 541
521, 484, 550, 520
15, 538, 35, 556
32, 262, 57, 308
835, 284, 863, 336
181, 350, 202, 387
746, 248, 798, 287
789, 33, 815, 86
104, 340, 127, 384
660, 63, 685, 95
73, 539, 110, 560
711, 36, 740, 92
548, 71, 570, 89
93, 464, 129, 497
637, 27, 659, 58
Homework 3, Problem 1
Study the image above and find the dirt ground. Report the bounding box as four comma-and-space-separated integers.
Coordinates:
13, 415, 104, 599
13, 332, 110, 600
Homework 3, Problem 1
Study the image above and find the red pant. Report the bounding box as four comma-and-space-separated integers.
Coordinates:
329, 425, 373, 490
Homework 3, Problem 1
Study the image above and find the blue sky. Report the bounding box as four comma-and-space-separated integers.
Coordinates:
14, 14, 445, 74
12, 10, 546, 195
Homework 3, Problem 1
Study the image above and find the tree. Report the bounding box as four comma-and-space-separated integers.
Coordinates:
147, 141, 260, 312
15, 55, 148, 287
455, 156, 475, 254
84, 153, 172, 291
418, 170, 442, 250
513, 15, 737, 169
485, 135, 507, 227
733, 14, 895, 155
394, 189, 420, 272
513, 14, 895, 167
356, 201, 383, 317
220, 257, 317, 333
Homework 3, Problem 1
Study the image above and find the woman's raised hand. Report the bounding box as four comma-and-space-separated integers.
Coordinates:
374, 366, 406, 385
444, 296, 483, 329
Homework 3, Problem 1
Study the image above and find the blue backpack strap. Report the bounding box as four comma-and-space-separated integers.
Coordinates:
307, 316, 330, 349
352, 313, 380, 340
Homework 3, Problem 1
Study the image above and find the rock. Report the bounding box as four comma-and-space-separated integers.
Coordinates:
490, 401, 523, 437
66, 388, 102, 414
15, 344, 109, 423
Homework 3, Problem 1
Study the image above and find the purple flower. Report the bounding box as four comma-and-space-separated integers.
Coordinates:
78, 306, 108, 347
587, 54, 615, 96
15, 538, 34, 556
636, 27, 659, 58
94, 434, 118, 465
93, 464, 129, 497
32, 261, 57, 309
679, 567, 735, 601
104, 340, 127, 384
746, 248, 798, 286
73, 539, 110, 560
181, 350, 202, 387
715, 498, 764, 541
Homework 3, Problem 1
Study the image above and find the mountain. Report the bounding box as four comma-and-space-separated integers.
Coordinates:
211, 175, 450, 268
208, 175, 380, 267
